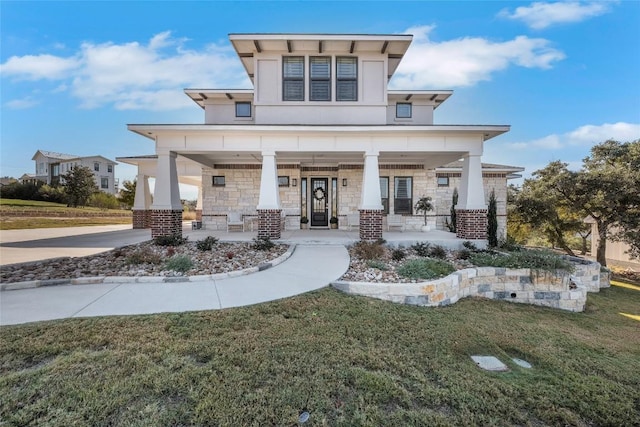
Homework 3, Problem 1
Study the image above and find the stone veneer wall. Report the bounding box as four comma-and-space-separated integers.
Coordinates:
132, 210, 151, 229
332, 260, 607, 313
151, 209, 182, 238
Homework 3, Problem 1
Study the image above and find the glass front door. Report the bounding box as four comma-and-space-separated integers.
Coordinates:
310, 178, 328, 227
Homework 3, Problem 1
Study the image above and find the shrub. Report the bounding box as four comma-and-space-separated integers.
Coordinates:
38, 184, 66, 204
165, 255, 194, 273
226, 252, 235, 259
462, 241, 478, 251
487, 189, 498, 248
429, 245, 447, 259
154, 235, 188, 246
391, 248, 406, 261
411, 242, 431, 257
456, 249, 472, 260
397, 258, 455, 280
126, 250, 162, 265
352, 241, 387, 260
470, 249, 574, 273
252, 236, 275, 251
196, 236, 218, 251
88, 192, 120, 209
367, 260, 388, 270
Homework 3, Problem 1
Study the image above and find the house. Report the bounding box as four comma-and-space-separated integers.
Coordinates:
584, 218, 639, 269
123, 33, 521, 240
31, 150, 119, 195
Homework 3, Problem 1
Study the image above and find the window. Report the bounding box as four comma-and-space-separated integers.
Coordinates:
310, 57, 331, 101
94, 162, 100, 172
283, 56, 304, 101
101, 178, 109, 189
380, 177, 389, 214
437, 176, 449, 187
212, 176, 225, 186
336, 57, 357, 101
235, 102, 251, 117
278, 176, 290, 187
51, 164, 59, 177
396, 103, 412, 118
394, 177, 413, 214
107, 165, 113, 173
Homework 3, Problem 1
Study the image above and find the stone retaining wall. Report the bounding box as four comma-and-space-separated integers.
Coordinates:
333, 260, 607, 312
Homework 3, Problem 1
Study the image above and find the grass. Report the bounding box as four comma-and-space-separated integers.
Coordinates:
0, 217, 133, 230
0, 198, 67, 208
1, 287, 638, 426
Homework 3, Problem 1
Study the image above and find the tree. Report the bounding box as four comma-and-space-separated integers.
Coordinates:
445, 188, 458, 232
487, 189, 498, 247
414, 196, 434, 226
62, 166, 97, 207
516, 140, 640, 266
118, 179, 136, 208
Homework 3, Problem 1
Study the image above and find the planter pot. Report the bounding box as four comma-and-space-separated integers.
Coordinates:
330, 223, 338, 229
301, 224, 308, 229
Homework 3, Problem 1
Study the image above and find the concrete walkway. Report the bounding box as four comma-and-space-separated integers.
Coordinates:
0, 244, 350, 326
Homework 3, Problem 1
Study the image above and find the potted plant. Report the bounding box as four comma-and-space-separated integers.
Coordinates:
300, 216, 309, 229
330, 216, 338, 229
414, 196, 434, 232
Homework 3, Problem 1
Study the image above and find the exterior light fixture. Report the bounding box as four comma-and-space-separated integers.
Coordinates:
292, 178, 297, 187
342, 178, 347, 187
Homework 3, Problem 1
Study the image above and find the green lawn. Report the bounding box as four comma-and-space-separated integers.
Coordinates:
0, 198, 67, 208
1, 287, 638, 426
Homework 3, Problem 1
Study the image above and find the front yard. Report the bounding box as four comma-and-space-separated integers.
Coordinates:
1, 286, 638, 426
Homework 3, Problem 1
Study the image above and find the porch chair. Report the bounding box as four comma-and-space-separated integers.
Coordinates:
386, 214, 405, 231
226, 212, 245, 232
347, 213, 360, 231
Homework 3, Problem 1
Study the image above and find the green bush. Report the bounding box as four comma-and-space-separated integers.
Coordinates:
470, 249, 574, 273
352, 241, 387, 260
154, 235, 188, 246
367, 260, 388, 270
391, 248, 406, 261
126, 250, 162, 265
252, 236, 275, 251
411, 242, 431, 257
456, 249, 472, 260
196, 236, 218, 251
397, 258, 456, 280
88, 192, 120, 209
165, 255, 193, 273
429, 245, 447, 259
462, 241, 478, 251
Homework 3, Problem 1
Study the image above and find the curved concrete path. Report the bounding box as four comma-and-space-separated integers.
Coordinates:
0, 244, 350, 326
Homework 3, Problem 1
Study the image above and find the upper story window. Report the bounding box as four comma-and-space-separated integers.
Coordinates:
283, 56, 304, 101
107, 164, 113, 173
310, 57, 331, 101
396, 103, 412, 118
235, 102, 252, 117
94, 162, 100, 172
336, 57, 357, 101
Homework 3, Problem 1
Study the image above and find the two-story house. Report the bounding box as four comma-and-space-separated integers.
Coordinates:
124, 33, 521, 240
31, 150, 118, 194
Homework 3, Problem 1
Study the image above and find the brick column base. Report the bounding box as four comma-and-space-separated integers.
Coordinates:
195, 209, 203, 221
359, 209, 383, 241
456, 209, 488, 240
132, 210, 152, 229
258, 209, 282, 240
151, 209, 183, 238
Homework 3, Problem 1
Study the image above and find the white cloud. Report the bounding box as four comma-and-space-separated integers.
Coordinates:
391, 25, 565, 88
498, 1, 613, 29
5, 97, 40, 109
515, 122, 640, 149
0, 32, 248, 111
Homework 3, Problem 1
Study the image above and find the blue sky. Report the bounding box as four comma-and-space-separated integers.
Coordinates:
2, 0, 639, 200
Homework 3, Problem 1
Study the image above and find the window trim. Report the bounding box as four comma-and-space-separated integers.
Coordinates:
107, 164, 113, 173
94, 162, 100, 172
101, 177, 109, 189
235, 101, 252, 117
396, 102, 412, 118
283, 56, 305, 101
278, 176, 290, 187
212, 176, 226, 187
437, 176, 449, 187
380, 176, 389, 215
336, 56, 357, 102
393, 176, 413, 215
309, 56, 331, 102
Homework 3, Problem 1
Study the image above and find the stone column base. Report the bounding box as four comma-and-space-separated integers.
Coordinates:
132, 210, 152, 229
151, 209, 183, 238
359, 209, 383, 241
456, 209, 488, 240
258, 209, 282, 239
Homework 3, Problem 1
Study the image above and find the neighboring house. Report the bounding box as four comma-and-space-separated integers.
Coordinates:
0, 177, 18, 187
585, 218, 639, 269
19, 173, 38, 185
31, 150, 118, 194
122, 32, 521, 240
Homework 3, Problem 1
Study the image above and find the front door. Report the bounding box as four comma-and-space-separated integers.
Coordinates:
310, 178, 328, 227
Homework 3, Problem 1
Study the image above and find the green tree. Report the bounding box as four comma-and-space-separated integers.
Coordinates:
487, 189, 498, 247
445, 188, 458, 232
118, 179, 136, 208
62, 166, 97, 207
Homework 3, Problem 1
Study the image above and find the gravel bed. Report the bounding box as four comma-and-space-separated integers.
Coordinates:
0, 240, 289, 283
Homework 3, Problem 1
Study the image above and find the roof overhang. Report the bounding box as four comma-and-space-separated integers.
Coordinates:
184, 89, 254, 109
229, 33, 413, 83
388, 90, 453, 109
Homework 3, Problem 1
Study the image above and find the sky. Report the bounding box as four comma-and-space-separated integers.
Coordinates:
1, 0, 639, 200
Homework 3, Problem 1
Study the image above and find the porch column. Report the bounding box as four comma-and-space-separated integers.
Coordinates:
151, 151, 183, 238
256, 151, 281, 239
359, 152, 384, 241
132, 173, 152, 229
455, 154, 487, 239
195, 185, 203, 221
